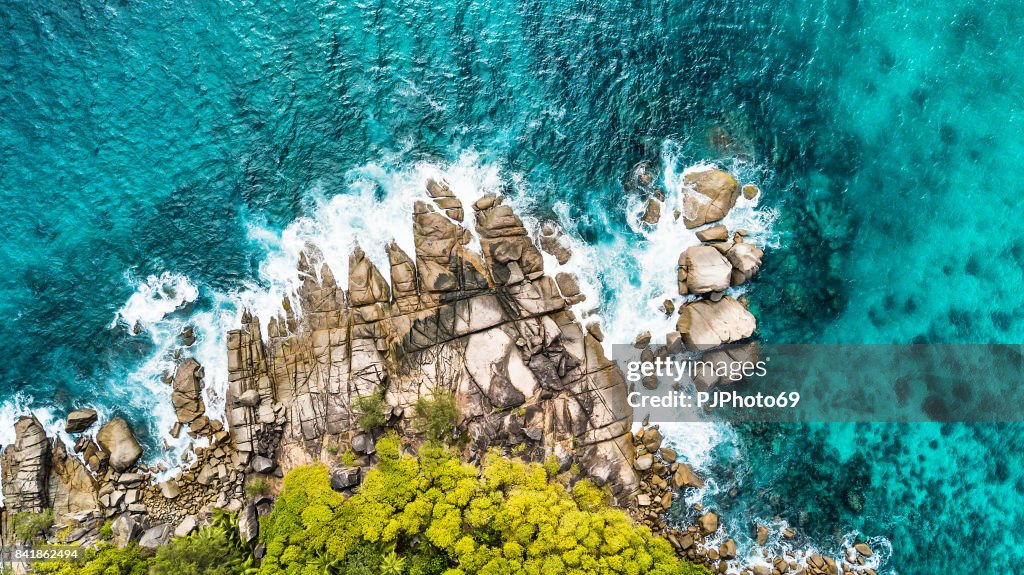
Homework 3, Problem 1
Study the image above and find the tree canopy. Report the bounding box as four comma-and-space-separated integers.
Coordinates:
258, 436, 710, 575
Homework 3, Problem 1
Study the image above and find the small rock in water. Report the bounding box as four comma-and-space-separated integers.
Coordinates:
756, 524, 769, 545
65, 408, 98, 434
633, 330, 652, 348
672, 462, 704, 489
699, 511, 719, 534
663, 299, 675, 315
641, 198, 662, 225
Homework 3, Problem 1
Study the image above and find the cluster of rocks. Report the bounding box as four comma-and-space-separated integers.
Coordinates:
628, 424, 878, 575
625, 422, 737, 573
629, 165, 764, 354
673, 170, 762, 351
739, 542, 879, 575
0, 352, 284, 551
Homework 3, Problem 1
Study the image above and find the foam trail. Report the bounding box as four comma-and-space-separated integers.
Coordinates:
111, 272, 205, 474
110, 272, 199, 330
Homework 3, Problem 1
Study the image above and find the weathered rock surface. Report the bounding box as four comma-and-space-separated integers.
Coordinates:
676, 297, 757, 350
139, 523, 172, 548
65, 408, 98, 433
96, 418, 143, 473
172, 358, 206, 426
1, 416, 50, 512
695, 225, 729, 243
641, 198, 662, 225
538, 221, 573, 265
678, 246, 733, 294
681, 169, 740, 228
726, 240, 764, 286
221, 181, 640, 505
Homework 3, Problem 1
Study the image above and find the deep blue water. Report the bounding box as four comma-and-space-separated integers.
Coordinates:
3, 0, 1024, 572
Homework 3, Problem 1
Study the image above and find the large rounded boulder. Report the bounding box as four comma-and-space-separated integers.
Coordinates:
96, 417, 143, 472
682, 169, 740, 228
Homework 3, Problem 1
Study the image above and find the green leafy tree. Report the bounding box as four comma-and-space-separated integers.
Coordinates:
412, 391, 458, 443
150, 526, 246, 575
258, 435, 710, 575
9, 509, 54, 543
32, 543, 152, 575
354, 393, 387, 432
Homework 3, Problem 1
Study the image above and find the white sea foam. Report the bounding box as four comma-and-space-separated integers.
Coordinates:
110, 272, 199, 330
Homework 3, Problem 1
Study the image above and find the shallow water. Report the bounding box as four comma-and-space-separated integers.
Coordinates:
3, 0, 1023, 572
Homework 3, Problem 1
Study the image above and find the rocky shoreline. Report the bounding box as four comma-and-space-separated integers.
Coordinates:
2, 166, 878, 574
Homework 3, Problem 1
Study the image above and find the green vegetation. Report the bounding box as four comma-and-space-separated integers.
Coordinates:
98, 520, 114, 541
340, 449, 359, 466
24, 439, 707, 575
31, 511, 254, 575
9, 509, 54, 543
150, 526, 249, 575
412, 391, 459, 443
246, 478, 271, 497
354, 393, 387, 431
33, 544, 152, 575
258, 434, 710, 575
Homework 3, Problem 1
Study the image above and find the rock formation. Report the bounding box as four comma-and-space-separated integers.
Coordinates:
681, 169, 740, 228
1, 416, 50, 513
224, 188, 640, 503
65, 408, 98, 434
0, 166, 850, 575
96, 418, 143, 473
678, 246, 733, 294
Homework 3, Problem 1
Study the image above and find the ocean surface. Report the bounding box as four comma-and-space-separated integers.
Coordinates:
2, 0, 1023, 572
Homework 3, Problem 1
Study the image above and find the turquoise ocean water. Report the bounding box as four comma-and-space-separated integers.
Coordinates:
3, 0, 1024, 572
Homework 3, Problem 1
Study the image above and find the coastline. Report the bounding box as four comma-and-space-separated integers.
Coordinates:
1, 165, 880, 574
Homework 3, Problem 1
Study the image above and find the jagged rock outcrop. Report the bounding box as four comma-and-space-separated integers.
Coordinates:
2, 416, 50, 513
47, 439, 98, 515
0, 166, 783, 573
172, 358, 207, 429
224, 181, 640, 502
